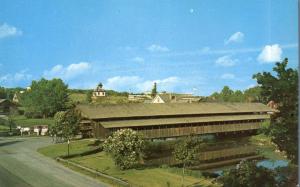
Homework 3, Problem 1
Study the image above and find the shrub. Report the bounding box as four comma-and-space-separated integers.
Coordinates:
103, 129, 145, 170
219, 160, 277, 187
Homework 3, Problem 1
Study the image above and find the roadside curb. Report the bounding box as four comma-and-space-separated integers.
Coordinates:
56, 157, 130, 186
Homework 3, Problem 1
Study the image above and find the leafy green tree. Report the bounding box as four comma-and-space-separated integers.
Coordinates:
220, 160, 277, 187
206, 86, 262, 103
86, 90, 92, 103
51, 109, 80, 155
0, 87, 7, 99
7, 116, 16, 133
220, 86, 234, 102
103, 129, 145, 170
21, 78, 69, 118
253, 58, 298, 163
210, 92, 220, 101
231, 90, 245, 102
173, 135, 201, 185
244, 86, 262, 102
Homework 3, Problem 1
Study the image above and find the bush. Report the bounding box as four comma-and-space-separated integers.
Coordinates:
219, 160, 277, 187
103, 129, 145, 170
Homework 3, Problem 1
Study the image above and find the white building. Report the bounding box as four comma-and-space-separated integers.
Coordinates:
92, 83, 106, 98
151, 93, 202, 104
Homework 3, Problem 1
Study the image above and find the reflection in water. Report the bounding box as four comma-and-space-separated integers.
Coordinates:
145, 137, 264, 170
257, 160, 289, 169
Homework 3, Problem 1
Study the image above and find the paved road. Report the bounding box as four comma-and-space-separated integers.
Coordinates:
0, 137, 108, 187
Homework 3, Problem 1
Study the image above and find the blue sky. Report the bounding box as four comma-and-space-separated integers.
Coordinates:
0, 0, 298, 96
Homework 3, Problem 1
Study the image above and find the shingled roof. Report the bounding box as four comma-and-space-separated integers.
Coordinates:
100, 114, 270, 128
76, 102, 275, 120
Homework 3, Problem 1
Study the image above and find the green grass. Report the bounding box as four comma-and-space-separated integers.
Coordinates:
250, 134, 288, 161
93, 96, 130, 104
69, 93, 132, 104
39, 140, 218, 187
69, 93, 87, 103
0, 124, 10, 131
38, 139, 97, 158
70, 152, 217, 187
11, 115, 54, 127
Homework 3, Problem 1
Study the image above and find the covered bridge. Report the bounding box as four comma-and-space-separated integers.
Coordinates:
76, 103, 276, 139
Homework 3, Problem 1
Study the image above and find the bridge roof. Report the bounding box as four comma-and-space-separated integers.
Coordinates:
76, 102, 275, 120
100, 114, 270, 128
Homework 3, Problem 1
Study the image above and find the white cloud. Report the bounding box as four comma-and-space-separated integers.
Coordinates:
257, 44, 282, 63
0, 23, 22, 39
215, 55, 238, 67
190, 9, 194, 13
0, 70, 32, 86
221, 73, 235, 79
152, 43, 297, 58
136, 77, 180, 92
43, 62, 91, 80
131, 57, 145, 63
105, 76, 141, 91
105, 76, 180, 92
224, 31, 244, 45
147, 44, 170, 52
200, 47, 210, 53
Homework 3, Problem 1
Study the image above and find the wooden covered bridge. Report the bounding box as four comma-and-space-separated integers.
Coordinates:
76, 103, 275, 139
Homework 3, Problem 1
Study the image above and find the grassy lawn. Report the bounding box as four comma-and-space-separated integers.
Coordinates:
93, 96, 130, 104
11, 115, 54, 127
70, 152, 217, 187
69, 93, 131, 105
38, 139, 97, 158
250, 134, 288, 161
0, 124, 9, 131
38, 140, 218, 187
69, 93, 87, 103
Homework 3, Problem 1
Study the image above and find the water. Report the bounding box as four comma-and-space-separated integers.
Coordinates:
257, 160, 289, 169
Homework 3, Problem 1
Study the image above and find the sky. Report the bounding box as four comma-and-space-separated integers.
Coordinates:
0, 0, 298, 96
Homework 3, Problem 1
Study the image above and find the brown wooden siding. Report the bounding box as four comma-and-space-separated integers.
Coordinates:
93, 122, 108, 139
96, 119, 266, 139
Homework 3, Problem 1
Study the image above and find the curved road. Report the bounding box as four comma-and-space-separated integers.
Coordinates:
0, 137, 108, 187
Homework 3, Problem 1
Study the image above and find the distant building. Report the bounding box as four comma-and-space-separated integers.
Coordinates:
12, 88, 28, 103
152, 94, 174, 103
0, 99, 16, 115
13, 93, 19, 103
92, 83, 106, 98
151, 93, 202, 104
128, 94, 152, 102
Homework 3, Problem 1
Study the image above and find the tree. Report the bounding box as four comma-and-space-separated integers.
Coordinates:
0, 87, 7, 99
151, 82, 157, 98
220, 86, 234, 102
86, 90, 92, 103
51, 109, 80, 156
253, 58, 298, 163
173, 135, 201, 185
244, 86, 262, 102
21, 78, 69, 118
103, 129, 145, 170
231, 90, 245, 102
220, 160, 277, 187
7, 116, 16, 133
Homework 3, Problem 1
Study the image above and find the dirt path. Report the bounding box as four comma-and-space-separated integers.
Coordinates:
0, 137, 108, 187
